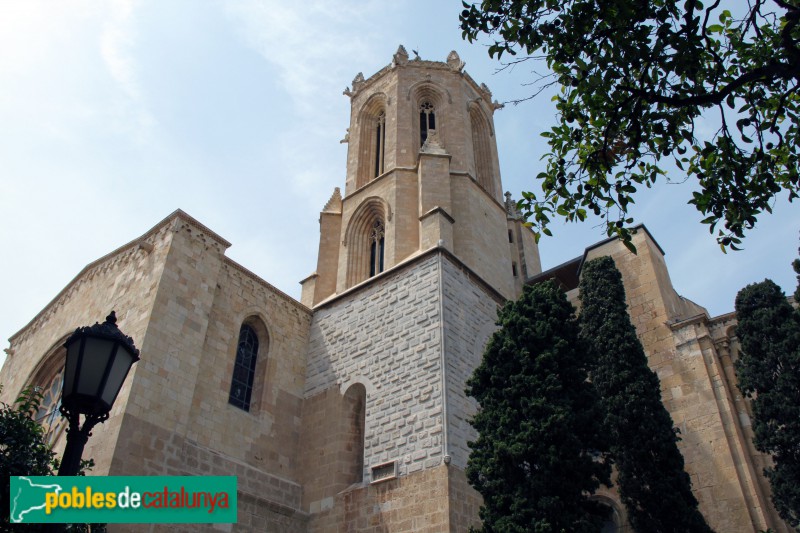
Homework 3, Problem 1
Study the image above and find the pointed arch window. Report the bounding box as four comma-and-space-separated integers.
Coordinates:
369, 220, 385, 277
374, 112, 386, 178
229, 324, 259, 411
470, 105, 495, 195
419, 101, 436, 146
35, 369, 66, 446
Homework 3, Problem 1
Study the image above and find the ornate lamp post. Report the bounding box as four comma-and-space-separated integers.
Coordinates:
57, 311, 140, 476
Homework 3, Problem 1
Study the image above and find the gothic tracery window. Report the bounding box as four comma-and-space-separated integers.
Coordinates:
369, 219, 385, 277
35, 370, 66, 446
419, 101, 436, 146
228, 324, 259, 411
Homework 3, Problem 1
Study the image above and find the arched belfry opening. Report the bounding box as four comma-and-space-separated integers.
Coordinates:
469, 103, 496, 197
345, 197, 390, 288
419, 101, 436, 146
356, 94, 388, 189
411, 84, 445, 152
301, 48, 541, 308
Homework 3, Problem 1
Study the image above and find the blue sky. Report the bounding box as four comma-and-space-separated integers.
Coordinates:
1, 0, 797, 371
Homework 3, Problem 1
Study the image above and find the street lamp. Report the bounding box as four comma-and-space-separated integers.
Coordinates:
57, 311, 140, 476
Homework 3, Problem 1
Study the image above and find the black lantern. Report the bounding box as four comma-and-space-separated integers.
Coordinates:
57, 311, 139, 476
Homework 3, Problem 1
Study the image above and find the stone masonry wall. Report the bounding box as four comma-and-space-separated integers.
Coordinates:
0, 217, 178, 475
107, 215, 312, 531
184, 260, 311, 481
440, 255, 502, 470
305, 253, 444, 486
307, 465, 450, 533
108, 414, 307, 533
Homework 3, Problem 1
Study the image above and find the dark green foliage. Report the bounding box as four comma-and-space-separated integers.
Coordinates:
466, 280, 611, 532
1, 387, 56, 531
735, 278, 800, 528
794, 244, 800, 303
0, 387, 105, 533
579, 256, 713, 533
460, 0, 800, 252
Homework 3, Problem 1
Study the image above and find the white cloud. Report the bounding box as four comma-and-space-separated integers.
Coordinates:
99, 0, 156, 141
222, 0, 384, 115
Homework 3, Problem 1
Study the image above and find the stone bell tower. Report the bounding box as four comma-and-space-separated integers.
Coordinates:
298, 47, 542, 532
301, 46, 541, 308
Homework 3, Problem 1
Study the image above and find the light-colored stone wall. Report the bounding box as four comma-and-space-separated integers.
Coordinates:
303, 249, 512, 530
106, 212, 313, 529
179, 259, 311, 476
1, 210, 315, 531
451, 175, 516, 299
335, 168, 421, 293
305, 253, 445, 485
307, 465, 451, 533
440, 255, 502, 470
332, 52, 521, 305
108, 415, 307, 533
0, 214, 183, 475
447, 465, 483, 532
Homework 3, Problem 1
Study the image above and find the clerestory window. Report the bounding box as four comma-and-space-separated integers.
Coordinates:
228, 324, 259, 411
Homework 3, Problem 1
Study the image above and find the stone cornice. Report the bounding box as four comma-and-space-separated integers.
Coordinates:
312, 245, 505, 311
223, 259, 311, 315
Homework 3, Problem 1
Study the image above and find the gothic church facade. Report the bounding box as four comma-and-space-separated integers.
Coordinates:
0, 47, 789, 532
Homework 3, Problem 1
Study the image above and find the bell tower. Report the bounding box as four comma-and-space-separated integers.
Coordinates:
301, 46, 541, 307
299, 48, 544, 531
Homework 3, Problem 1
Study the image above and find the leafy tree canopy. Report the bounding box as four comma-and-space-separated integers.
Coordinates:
735, 276, 800, 528
460, 0, 800, 252
466, 281, 611, 532
579, 256, 713, 532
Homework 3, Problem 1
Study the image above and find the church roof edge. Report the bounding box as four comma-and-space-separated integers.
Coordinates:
8, 209, 231, 345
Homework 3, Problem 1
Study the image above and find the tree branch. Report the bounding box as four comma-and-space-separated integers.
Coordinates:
620, 62, 796, 107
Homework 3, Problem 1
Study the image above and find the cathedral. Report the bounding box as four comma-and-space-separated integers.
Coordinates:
0, 47, 790, 532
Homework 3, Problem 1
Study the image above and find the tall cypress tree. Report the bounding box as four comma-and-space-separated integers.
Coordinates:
579, 256, 713, 533
735, 276, 800, 528
466, 281, 610, 533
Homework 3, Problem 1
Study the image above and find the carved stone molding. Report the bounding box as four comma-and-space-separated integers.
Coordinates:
322, 187, 343, 213
446, 50, 465, 72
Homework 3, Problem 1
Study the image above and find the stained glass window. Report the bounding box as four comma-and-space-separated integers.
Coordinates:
228, 324, 259, 411
34, 370, 65, 446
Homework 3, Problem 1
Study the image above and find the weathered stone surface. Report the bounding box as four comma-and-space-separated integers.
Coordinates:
0, 50, 789, 533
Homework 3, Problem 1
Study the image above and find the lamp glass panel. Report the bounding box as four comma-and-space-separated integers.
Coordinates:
63, 339, 81, 396
100, 347, 135, 406
76, 338, 115, 397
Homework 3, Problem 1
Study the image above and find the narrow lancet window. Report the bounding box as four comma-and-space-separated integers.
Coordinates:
419, 101, 436, 146
229, 324, 259, 411
369, 219, 385, 277
374, 112, 386, 178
